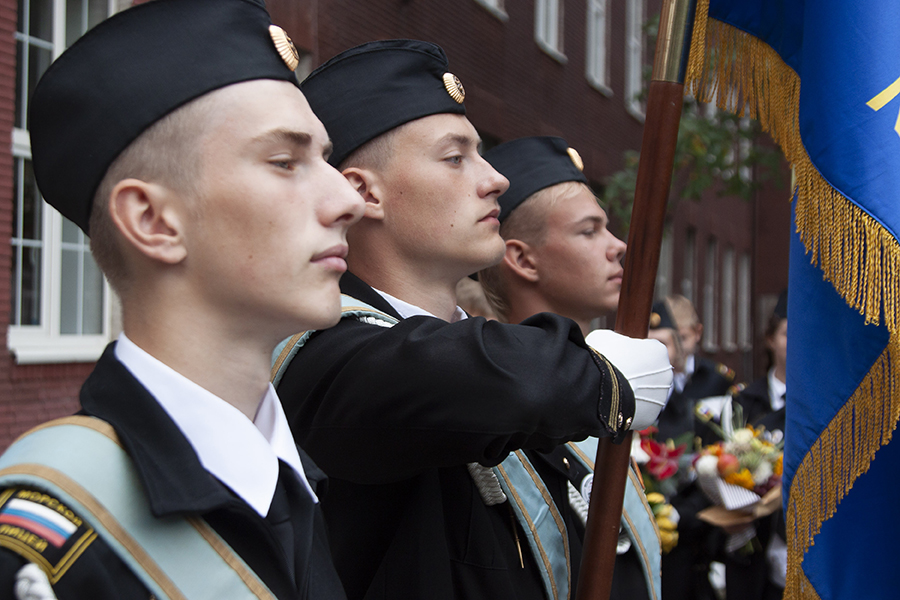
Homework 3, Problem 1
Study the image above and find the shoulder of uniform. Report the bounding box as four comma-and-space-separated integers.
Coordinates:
727, 382, 746, 396
0, 487, 96, 585
714, 362, 735, 381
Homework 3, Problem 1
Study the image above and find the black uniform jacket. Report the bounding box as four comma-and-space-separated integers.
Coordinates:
734, 377, 778, 428
657, 356, 735, 445
277, 272, 635, 600
0, 344, 345, 600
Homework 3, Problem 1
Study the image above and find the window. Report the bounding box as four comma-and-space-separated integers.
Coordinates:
681, 228, 696, 302
738, 117, 753, 183
585, 0, 610, 93
702, 238, 718, 352
474, 0, 508, 21
9, 0, 117, 364
535, 0, 565, 61
737, 252, 751, 349
721, 246, 735, 351
624, 0, 645, 119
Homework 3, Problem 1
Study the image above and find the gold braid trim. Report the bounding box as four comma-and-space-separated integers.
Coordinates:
685, 3, 900, 599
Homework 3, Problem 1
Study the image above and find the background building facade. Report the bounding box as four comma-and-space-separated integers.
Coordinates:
0, 0, 790, 449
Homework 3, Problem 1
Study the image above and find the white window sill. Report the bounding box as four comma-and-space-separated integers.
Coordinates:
474, 0, 509, 21
536, 39, 567, 65
626, 101, 646, 123
8, 329, 110, 364
587, 77, 613, 97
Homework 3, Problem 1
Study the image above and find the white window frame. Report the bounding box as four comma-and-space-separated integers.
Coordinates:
474, 0, 508, 21
721, 246, 736, 351
737, 252, 751, 350
585, 0, 611, 95
535, 0, 566, 63
702, 238, 718, 352
624, 0, 645, 120
8, 0, 117, 364
681, 228, 696, 303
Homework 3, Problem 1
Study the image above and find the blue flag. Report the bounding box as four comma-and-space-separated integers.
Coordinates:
686, 1, 900, 598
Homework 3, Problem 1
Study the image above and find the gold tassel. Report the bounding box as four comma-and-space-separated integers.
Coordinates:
684, 3, 900, 599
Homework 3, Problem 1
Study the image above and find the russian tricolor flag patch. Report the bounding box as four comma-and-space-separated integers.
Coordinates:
0, 498, 77, 547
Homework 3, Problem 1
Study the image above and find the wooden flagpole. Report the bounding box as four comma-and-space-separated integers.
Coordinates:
575, 0, 697, 598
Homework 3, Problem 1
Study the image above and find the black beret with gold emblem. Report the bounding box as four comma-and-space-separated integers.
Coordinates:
29, 0, 301, 235
300, 39, 467, 168
649, 301, 677, 330
482, 137, 589, 223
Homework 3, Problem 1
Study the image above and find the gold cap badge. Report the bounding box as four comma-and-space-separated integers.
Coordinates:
649, 312, 661, 328
443, 72, 465, 104
567, 147, 584, 172
269, 25, 299, 71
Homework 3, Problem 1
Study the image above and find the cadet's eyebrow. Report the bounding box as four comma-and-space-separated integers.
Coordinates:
252, 129, 313, 149
435, 132, 479, 150
575, 215, 606, 228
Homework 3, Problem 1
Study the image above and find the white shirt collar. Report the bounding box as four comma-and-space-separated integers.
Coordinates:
114, 333, 317, 516
684, 353, 696, 377
373, 288, 467, 323
767, 367, 786, 411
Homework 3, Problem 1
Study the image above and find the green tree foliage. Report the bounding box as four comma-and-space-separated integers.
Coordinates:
601, 16, 783, 229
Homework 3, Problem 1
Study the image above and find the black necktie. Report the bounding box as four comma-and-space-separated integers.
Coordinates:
265, 460, 316, 591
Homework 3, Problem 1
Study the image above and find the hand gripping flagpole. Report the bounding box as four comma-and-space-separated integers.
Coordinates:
576, 1, 696, 598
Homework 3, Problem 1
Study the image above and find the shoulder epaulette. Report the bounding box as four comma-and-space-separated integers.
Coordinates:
716, 363, 735, 381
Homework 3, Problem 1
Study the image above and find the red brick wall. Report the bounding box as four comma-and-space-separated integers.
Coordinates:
284, 0, 656, 194
0, 0, 89, 451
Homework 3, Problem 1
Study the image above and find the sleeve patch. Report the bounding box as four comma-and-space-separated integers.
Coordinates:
0, 488, 97, 583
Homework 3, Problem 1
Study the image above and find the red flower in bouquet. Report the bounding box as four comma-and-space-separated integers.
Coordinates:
640, 436, 686, 481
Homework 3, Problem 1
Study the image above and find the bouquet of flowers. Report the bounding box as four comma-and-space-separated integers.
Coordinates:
693, 419, 783, 551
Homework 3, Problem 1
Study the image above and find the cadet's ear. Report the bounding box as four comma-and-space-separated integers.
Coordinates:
503, 239, 540, 283
342, 167, 385, 221
108, 179, 188, 264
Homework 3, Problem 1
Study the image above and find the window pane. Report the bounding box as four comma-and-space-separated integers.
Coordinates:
60, 247, 78, 333
81, 251, 104, 334
87, 0, 107, 29
27, 43, 53, 117
22, 161, 43, 240
65, 0, 85, 46
15, 39, 25, 129
61, 214, 79, 244
29, 0, 54, 41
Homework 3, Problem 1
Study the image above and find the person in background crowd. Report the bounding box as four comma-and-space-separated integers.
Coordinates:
725, 290, 788, 600
478, 135, 671, 600
654, 295, 737, 446
0, 1, 364, 598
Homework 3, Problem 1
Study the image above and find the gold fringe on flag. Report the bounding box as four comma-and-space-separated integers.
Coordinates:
684, 1, 900, 598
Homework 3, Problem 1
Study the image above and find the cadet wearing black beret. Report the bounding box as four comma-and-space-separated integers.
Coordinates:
274, 39, 676, 600
0, 1, 363, 598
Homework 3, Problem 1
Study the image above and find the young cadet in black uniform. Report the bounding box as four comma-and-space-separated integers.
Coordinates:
274, 41, 672, 600
478, 136, 667, 600
0, 1, 364, 598
655, 294, 737, 445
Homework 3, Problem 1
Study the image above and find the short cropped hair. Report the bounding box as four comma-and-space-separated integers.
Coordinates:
479, 180, 594, 320
338, 125, 401, 172
89, 93, 217, 294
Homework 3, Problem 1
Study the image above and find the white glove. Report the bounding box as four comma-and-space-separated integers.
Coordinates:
15, 564, 57, 600
585, 329, 673, 430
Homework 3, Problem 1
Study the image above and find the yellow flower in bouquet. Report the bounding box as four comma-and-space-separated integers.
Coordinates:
646, 492, 679, 553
